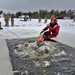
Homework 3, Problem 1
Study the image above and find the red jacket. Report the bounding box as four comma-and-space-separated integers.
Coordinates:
43, 19, 60, 38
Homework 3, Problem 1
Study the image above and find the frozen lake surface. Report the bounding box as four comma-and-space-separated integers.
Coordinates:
0, 18, 75, 75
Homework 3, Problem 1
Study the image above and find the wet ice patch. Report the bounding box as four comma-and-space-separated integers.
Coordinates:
53, 50, 67, 56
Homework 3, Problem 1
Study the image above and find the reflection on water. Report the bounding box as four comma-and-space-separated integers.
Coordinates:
7, 39, 75, 75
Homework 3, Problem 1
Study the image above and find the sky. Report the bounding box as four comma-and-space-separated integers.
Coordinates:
0, 0, 75, 13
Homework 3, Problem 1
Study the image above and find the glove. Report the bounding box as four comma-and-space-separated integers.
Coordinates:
24, 42, 29, 47
40, 30, 43, 34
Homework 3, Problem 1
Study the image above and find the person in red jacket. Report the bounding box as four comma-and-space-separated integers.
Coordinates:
40, 15, 60, 40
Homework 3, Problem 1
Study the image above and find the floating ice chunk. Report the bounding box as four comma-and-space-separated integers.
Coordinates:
21, 70, 28, 75
17, 44, 23, 48
57, 72, 61, 75
35, 61, 41, 67
42, 61, 50, 67
58, 57, 69, 61
14, 49, 18, 54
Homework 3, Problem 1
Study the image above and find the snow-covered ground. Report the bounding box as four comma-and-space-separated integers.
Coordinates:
0, 18, 75, 47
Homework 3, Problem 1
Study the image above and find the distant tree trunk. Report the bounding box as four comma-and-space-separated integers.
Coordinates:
29, 17, 31, 21
38, 17, 41, 23
0, 22, 3, 30
0, 22, 1, 29
11, 18, 14, 26
44, 17, 47, 23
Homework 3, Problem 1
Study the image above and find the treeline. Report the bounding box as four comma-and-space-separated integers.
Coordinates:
0, 9, 75, 19
15, 9, 75, 19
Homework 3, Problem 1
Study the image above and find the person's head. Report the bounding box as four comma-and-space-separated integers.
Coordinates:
37, 34, 44, 42
50, 15, 56, 23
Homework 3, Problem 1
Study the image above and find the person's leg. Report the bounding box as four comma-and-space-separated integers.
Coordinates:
48, 27, 60, 39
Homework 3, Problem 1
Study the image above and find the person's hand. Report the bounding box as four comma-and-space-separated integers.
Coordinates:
24, 42, 29, 47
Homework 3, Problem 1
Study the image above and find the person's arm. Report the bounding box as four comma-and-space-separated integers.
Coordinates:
50, 22, 59, 31
40, 24, 49, 34
24, 41, 36, 47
